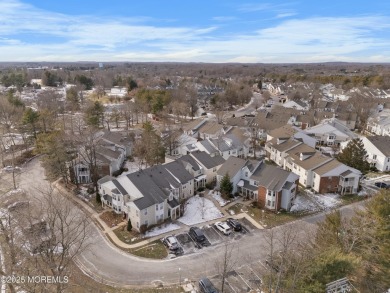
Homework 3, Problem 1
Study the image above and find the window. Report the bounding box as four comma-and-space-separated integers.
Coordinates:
156, 205, 158, 211
267, 200, 271, 206
137, 222, 139, 228
373, 155, 377, 160
245, 172, 248, 177
213, 167, 217, 172
160, 203, 164, 210
144, 209, 147, 215
271, 201, 275, 207
145, 220, 148, 226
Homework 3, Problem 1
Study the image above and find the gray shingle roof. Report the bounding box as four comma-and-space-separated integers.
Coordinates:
217, 157, 247, 177
250, 163, 295, 191
175, 155, 201, 171
199, 139, 218, 153
190, 151, 225, 169
366, 136, 390, 157
127, 171, 167, 210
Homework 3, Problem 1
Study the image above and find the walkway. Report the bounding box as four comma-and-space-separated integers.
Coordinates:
54, 182, 264, 250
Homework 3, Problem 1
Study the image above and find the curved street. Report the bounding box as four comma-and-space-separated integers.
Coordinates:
16, 158, 365, 288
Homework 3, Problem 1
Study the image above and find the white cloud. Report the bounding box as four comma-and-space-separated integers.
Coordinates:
276, 12, 297, 18
0, 0, 389, 63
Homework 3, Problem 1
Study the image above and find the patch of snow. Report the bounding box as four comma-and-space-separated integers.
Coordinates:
178, 195, 224, 225
290, 192, 341, 213
210, 191, 229, 207
145, 223, 181, 237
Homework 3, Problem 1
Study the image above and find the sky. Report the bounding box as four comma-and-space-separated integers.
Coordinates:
0, 0, 390, 63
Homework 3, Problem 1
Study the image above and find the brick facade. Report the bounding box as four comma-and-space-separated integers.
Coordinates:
318, 176, 339, 194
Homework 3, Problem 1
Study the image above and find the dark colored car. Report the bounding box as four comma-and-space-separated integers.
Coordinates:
375, 182, 388, 189
226, 218, 242, 232
199, 277, 219, 293
189, 227, 207, 245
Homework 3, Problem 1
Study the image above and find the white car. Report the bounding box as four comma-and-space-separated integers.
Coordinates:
214, 221, 232, 235
3, 166, 21, 173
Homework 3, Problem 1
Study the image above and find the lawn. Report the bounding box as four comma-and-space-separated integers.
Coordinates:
246, 205, 303, 228
340, 194, 367, 205
130, 240, 168, 259
227, 203, 247, 215
113, 226, 144, 244
100, 210, 125, 228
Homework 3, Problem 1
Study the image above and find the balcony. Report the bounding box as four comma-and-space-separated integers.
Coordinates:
339, 178, 355, 187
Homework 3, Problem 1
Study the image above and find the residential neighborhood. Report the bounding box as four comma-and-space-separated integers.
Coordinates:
1, 55, 390, 293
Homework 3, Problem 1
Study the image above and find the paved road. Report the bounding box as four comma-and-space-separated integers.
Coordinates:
233, 92, 263, 117
16, 158, 367, 288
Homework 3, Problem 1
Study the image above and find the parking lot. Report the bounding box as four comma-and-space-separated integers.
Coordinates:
168, 218, 255, 257
209, 261, 266, 293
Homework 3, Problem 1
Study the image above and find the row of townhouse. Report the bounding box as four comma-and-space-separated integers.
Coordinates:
216, 157, 299, 211
98, 151, 224, 232
265, 135, 361, 194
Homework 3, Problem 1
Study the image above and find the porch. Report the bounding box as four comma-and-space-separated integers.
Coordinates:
237, 179, 258, 200
168, 198, 181, 220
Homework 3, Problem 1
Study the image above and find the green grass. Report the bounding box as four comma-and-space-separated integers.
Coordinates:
340, 194, 366, 205
113, 226, 145, 244
106, 234, 168, 260
129, 240, 168, 259
246, 206, 304, 228
227, 203, 246, 215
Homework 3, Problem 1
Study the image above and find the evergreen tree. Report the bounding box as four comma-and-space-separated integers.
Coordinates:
220, 173, 233, 199
337, 138, 370, 174
85, 101, 104, 127
22, 107, 40, 138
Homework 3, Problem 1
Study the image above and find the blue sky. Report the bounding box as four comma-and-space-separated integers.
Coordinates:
1, 0, 389, 63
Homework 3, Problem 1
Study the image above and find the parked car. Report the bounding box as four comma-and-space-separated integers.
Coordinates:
162, 236, 179, 251
189, 227, 207, 245
226, 218, 242, 232
199, 277, 219, 293
3, 166, 21, 173
375, 182, 389, 189
214, 221, 232, 235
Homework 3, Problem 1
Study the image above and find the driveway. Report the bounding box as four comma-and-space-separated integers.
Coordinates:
15, 158, 367, 287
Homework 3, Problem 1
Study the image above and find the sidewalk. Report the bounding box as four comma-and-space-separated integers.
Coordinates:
54, 181, 264, 250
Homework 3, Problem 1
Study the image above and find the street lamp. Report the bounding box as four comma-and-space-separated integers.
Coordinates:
179, 267, 182, 286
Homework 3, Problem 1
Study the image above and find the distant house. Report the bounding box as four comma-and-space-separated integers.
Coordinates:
216, 157, 299, 211
267, 125, 317, 148
71, 131, 132, 184
171, 151, 225, 189
360, 136, 390, 172
266, 137, 361, 194
98, 160, 194, 232
366, 109, 390, 136
194, 127, 251, 160
304, 118, 357, 146
107, 87, 128, 98
282, 100, 309, 111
